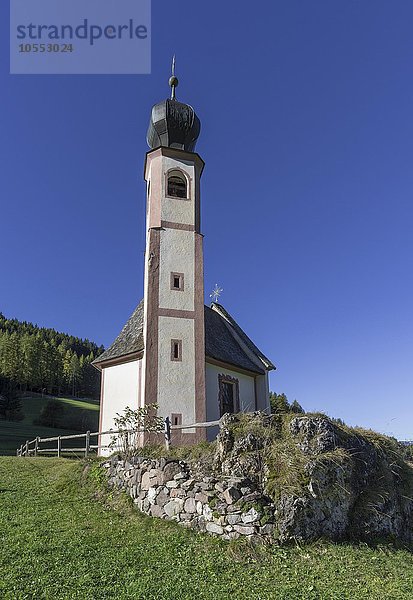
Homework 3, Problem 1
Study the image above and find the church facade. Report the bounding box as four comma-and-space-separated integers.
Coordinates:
93, 74, 275, 454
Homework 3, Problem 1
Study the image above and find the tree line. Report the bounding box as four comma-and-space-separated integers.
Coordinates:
0, 312, 104, 399
270, 392, 304, 414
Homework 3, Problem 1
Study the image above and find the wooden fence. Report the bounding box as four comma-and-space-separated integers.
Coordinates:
16, 417, 221, 458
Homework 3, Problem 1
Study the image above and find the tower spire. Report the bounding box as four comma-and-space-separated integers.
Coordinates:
169, 55, 178, 100
147, 57, 200, 151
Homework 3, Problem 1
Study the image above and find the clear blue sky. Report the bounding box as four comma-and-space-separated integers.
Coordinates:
1, 1, 412, 439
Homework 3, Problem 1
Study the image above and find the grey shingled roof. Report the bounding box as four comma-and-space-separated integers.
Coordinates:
209, 303, 276, 371
204, 306, 266, 374
93, 300, 144, 365
93, 300, 274, 375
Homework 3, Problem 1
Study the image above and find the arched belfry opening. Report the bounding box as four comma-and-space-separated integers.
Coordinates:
167, 172, 187, 198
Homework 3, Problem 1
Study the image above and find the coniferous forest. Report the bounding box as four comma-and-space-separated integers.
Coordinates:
0, 312, 104, 399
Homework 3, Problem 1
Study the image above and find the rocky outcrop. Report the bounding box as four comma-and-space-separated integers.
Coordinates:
214, 413, 413, 545
101, 413, 413, 546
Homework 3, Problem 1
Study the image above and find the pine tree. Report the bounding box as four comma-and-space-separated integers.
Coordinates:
63, 349, 73, 392
69, 353, 82, 396
81, 354, 100, 399
290, 399, 305, 414
47, 340, 62, 395
0, 394, 24, 421
0, 332, 22, 384
40, 341, 56, 394
63, 351, 82, 397
56, 342, 68, 394
21, 334, 42, 391
0, 374, 14, 395
270, 392, 290, 414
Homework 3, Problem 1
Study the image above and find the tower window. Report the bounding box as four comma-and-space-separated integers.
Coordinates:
171, 413, 182, 427
167, 174, 187, 199
171, 339, 182, 361
170, 272, 184, 291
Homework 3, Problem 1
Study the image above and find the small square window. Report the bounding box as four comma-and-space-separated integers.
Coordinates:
170, 272, 184, 292
171, 339, 182, 362
171, 413, 182, 426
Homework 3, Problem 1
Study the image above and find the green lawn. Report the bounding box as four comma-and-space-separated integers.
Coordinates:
0, 457, 412, 599
0, 395, 100, 456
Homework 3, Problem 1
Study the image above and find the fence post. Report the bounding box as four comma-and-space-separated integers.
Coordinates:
164, 417, 171, 451
85, 431, 90, 458
25, 440, 29, 457
20, 444, 23, 457
34, 437, 39, 457
57, 436, 61, 458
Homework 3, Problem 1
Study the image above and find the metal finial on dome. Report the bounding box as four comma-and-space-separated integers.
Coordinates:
168, 55, 178, 100
147, 57, 201, 151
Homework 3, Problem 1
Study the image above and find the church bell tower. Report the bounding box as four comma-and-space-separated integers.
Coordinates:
142, 66, 206, 441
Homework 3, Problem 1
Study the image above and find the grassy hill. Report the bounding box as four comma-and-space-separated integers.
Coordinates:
0, 395, 99, 456
0, 456, 412, 599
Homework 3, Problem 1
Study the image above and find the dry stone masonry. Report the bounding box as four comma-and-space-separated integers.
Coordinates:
102, 455, 275, 541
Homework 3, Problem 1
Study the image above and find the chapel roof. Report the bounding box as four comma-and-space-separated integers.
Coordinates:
207, 303, 276, 372
93, 300, 145, 365
93, 301, 275, 375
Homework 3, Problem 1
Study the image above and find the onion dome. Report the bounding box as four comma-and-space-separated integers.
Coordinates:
146, 57, 201, 152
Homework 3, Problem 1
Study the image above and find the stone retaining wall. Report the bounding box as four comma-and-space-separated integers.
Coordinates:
101, 413, 413, 546
102, 455, 276, 541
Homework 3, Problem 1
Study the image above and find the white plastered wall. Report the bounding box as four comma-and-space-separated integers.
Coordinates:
159, 228, 194, 312
255, 373, 270, 412
157, 316, 196, 426
99, 359, 141, 456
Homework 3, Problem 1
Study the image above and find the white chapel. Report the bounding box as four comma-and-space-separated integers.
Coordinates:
93, 72, 275, 453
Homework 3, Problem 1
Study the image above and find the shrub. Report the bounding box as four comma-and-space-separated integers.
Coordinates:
0, 392, 24, 421
109, 404, 164, 458
66, 410, 96, 433
400, 443, 413, 462
35, 400, 64, 428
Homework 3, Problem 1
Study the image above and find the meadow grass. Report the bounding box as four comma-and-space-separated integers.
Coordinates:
0, 456, 412, 599
0, 396, 99, 456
